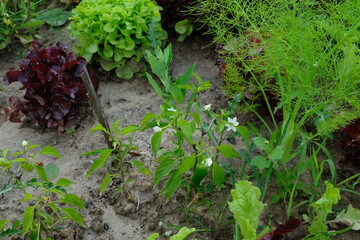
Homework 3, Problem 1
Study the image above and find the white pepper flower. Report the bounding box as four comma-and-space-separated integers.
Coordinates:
205, 157, 213, 167
22, 140, 28, 147
167, 107, 177, 112
203, 104, 211, 111
225, 117, 239, 132
153, 126, 162, 133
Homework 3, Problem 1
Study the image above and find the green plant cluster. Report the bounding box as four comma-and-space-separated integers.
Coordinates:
68, 0, 167, 79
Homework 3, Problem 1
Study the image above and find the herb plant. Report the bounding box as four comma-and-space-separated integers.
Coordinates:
3, 42, 98, 132
0, 141, 86, 240
68, 0, 167, 79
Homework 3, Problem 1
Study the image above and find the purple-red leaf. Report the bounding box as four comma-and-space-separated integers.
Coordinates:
257, 219, 301, 240
2, 42, 98, 132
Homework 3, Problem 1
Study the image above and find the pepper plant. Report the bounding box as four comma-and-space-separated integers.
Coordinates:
0, 141, 86, 240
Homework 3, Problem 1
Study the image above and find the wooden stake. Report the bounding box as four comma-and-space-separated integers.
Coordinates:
81, 68, 113, 149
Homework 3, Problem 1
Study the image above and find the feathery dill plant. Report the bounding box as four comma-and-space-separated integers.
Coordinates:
192, 0, 360, 141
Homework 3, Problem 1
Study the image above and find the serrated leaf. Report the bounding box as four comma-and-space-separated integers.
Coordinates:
151, 131, 163, 158
170, 227, 196, 240
59, 194, 85, 209
268, 145, 284, 161
154, 158, 177, 187
330, 204, 360, 230
212, 162, 225, 187
253, 137, 270, 151
228, 180, 264, 240
60, 208, 85, 227
251, 156, 271, 171
40, 146, 62, 159
22, 206, 35, 237
45, 163, 59, 180
86, 149, 112, 176
131, 161, 152, 175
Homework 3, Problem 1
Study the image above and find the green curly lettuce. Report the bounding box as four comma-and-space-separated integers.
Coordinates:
68, 0, 167, 79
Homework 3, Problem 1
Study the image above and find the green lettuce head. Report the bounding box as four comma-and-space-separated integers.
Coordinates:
68, 0, 167, 79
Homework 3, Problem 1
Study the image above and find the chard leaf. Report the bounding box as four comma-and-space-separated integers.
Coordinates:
228, 180, 264, 240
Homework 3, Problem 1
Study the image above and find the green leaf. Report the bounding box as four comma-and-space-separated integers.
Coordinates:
33, 164, 48, 181
141, 113, 157, 127
22, 206, 35, 237
212, 162, 225, 188
56, 178, 74, 187
268, 145, 284, 161
176, 156, 196, 176
60, 208, 85, 227
217, 145, 240, 158
38, 8, 71, 26
228, 180, 264, 240
178, 119, 194, 144
151, 131, 163, 158
88, 124, 110, 134
40, 146, 62, 159
121, 125, 140, 135
15, 35, 33, 44
146, 73, 164, 99
162, 170, 182, 200
175, 20, 190, 34
15, 20, 45, 30
253, 137, 270, 151
0, 220, 9, 231
59, 194, 86, 209
19, 193, 33, 203
154, 158, 177, 187
45, 163, 59, 180
170, 227, 196, 240
237, 126, 250, 149
330, 204, 360, 230
86, 149, 112, 176
130, 161, 152, 175
251, 156, 271, 171
147, 233, 159, 240
99, 173, 113, 196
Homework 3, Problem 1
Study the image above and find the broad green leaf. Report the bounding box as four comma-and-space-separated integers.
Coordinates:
217, 145, 240, 158
154, 158, 177, 187
15, 35, 33, 44
0, 228, 21, 238
99, 173, 113, 196
130, 161, 152, 175
251, 156, 271, 171
151, 131, 163, 158
237, 126, 250, 149
176, 156, 196, 176
22, 206, 35, 237
121, 125, 140, 135
33, 164, 48, 181
228, 180, 264, 240
141, 113, 157, 127
45, 163, 59, 180
175, 20, 190, 34
169, 83, 184, 104
0, 220, 9, 231
253, 137, 270, 151
212, 162, 225, 188
178, 119, 194, 144
56, 178, 74, 187
86, 149, 112, 176
60, 208, 85, 227
176, 64, 196, 85
162, 170, 182, 200
59, 194, 86, 209
268, 145, 284, 161
146, 73, 164, 99
330, 204, 360, 230
88, 124, 109, 134
147, 233, 159, 240
40, 146, 62, 159
19, 193, 33, 203
38, 8, 71, 26
170, 227, 196, 240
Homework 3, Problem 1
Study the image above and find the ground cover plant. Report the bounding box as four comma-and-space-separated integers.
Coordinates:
0, 141, 85, 239
68, 0, 167, 79
3, 42, 98, 132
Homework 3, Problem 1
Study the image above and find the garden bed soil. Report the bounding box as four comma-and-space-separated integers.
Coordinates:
0, 27, 359, 240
